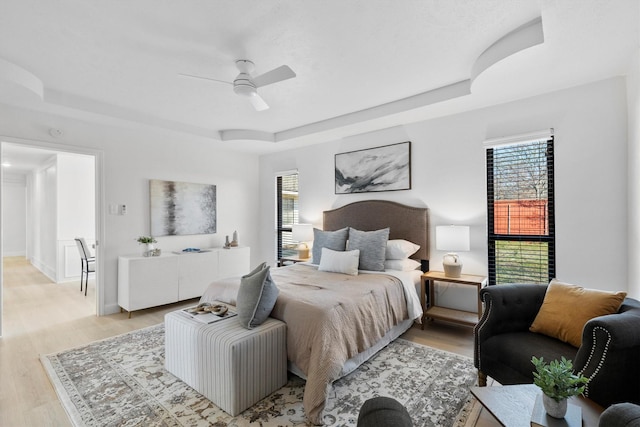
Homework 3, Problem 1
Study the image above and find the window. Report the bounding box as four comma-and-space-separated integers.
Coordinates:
276, 172, 299, 261
486, 132, 555, 285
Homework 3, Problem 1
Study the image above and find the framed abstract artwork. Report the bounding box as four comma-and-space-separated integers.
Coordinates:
150, 179, 216, 236
335, 141, 411, 194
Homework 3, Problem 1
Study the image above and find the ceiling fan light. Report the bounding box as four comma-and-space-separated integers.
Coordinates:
233, 82, 256, 97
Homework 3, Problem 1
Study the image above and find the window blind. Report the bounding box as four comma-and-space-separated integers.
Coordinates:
486, 136, 555, 285
276, 173, 299, 260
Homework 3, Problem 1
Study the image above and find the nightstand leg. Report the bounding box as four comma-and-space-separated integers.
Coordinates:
420, 276, 426, 329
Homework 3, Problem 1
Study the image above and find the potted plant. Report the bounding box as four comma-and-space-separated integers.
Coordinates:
531, 356, 589, 418
136, 236, 157, 255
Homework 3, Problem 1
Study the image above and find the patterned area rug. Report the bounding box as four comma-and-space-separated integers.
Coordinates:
41, 324, 479, 426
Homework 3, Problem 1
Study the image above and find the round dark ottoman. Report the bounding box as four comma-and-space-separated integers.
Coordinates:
357, 396, 413, 427
599, 403, 640, 427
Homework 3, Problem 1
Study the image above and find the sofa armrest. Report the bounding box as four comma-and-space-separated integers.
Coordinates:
575, 299, 640, 407
582, 308, 640, 351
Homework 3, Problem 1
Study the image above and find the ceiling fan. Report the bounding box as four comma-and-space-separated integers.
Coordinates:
179, 60, 296, 111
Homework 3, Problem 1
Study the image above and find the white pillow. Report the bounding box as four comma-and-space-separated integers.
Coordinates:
386, 239, 420, 260
384, 259, 422, 271
318, 248, 360, 275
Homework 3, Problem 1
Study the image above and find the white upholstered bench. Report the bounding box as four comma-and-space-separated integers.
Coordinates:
164, 310, 287, 416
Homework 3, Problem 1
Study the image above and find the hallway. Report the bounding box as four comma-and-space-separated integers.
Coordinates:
2, 256, 94, 336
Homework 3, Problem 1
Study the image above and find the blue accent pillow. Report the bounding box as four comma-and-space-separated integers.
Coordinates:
348, 228, 390, 271
311, 227, 349, 264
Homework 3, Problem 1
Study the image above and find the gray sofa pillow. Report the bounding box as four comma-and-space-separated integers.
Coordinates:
348, 227, 390, 271
311, 227, 349, 264
236, 262, 279, 329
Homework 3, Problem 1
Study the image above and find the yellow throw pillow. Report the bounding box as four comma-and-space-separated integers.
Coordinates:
529, 280, 626, 347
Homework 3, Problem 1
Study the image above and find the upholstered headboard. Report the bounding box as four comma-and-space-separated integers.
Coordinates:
323, 200, 429, 268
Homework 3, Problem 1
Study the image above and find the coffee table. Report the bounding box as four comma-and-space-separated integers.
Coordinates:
470, 384, 603, 427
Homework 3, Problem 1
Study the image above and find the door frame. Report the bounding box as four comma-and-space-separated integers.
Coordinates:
0, 136, 105, 336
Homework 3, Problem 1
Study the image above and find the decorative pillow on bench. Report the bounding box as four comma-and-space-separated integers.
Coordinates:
529, 279, 626, 347
236, 262, 279, 329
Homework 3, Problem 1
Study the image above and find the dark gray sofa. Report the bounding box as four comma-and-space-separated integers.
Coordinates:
474, 283, 640, 408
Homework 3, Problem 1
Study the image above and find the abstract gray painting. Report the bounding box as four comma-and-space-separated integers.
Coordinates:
150, 179, 216, 236
335, 141, 411, 194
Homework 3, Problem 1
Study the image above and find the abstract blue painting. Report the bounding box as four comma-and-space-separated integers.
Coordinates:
150, 179, 216, 236
335, 141, 411, 194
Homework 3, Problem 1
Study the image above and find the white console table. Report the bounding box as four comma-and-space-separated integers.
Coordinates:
118, 247, 250, 317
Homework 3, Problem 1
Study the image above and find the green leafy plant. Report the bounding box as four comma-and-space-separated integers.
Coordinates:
531, 356, 589, 401
136, 236, 157, 244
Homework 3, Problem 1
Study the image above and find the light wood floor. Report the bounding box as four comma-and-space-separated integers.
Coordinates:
0, 256, 495, 426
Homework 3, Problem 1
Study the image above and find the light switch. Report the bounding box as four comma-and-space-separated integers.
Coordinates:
109, 204, 118, 215
120, 204, 127, 215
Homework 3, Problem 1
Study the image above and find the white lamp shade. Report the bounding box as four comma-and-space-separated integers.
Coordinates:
436, 225, 470, 251
292, 223, 314, 243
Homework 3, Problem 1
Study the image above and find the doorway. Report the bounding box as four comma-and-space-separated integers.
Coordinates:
0, 138, 103, 337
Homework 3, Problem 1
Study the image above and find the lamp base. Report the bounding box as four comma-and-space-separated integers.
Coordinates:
443, 263, 462, 278
297, 248, 310, 259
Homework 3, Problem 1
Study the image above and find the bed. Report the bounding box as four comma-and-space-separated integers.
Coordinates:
199, 200, 429, 424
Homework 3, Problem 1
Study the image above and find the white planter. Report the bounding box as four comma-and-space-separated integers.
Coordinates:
143, 243, 155, 256
542, 394, 568, 418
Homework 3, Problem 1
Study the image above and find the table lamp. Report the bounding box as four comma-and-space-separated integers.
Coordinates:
436, 225, 470, 278
292, 223, 314, 259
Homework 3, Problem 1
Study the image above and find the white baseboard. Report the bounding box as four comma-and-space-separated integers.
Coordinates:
103, 303, 122, 316
30, 258, 56, 282
3, 251, 26, 257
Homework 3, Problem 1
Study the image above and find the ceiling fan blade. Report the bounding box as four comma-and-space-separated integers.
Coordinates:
178, 73, 232, 85
252, 65, 296, 88
249, 93, 269, 111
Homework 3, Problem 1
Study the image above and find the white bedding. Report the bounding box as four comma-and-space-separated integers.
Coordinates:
357, 267, 423, 321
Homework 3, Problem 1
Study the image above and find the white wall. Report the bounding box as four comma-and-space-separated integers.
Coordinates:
27, 153, 95, 282
2, 173, 27, 256
56, 153, 95, 282
57, 153, 95, 240
29, 158, 57, 279
0, 106, 260, 315
259, 77, 630, 310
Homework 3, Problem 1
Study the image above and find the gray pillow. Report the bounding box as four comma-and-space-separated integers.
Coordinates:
311, 227, 349, 264
236, 262, 279, 329
348, 227, 390, 271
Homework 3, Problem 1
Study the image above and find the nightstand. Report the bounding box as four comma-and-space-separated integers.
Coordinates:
420, 271, 487, 328
278, 256, 310, 267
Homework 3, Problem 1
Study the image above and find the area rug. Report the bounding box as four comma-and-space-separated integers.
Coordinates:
41, 324, 479, 427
